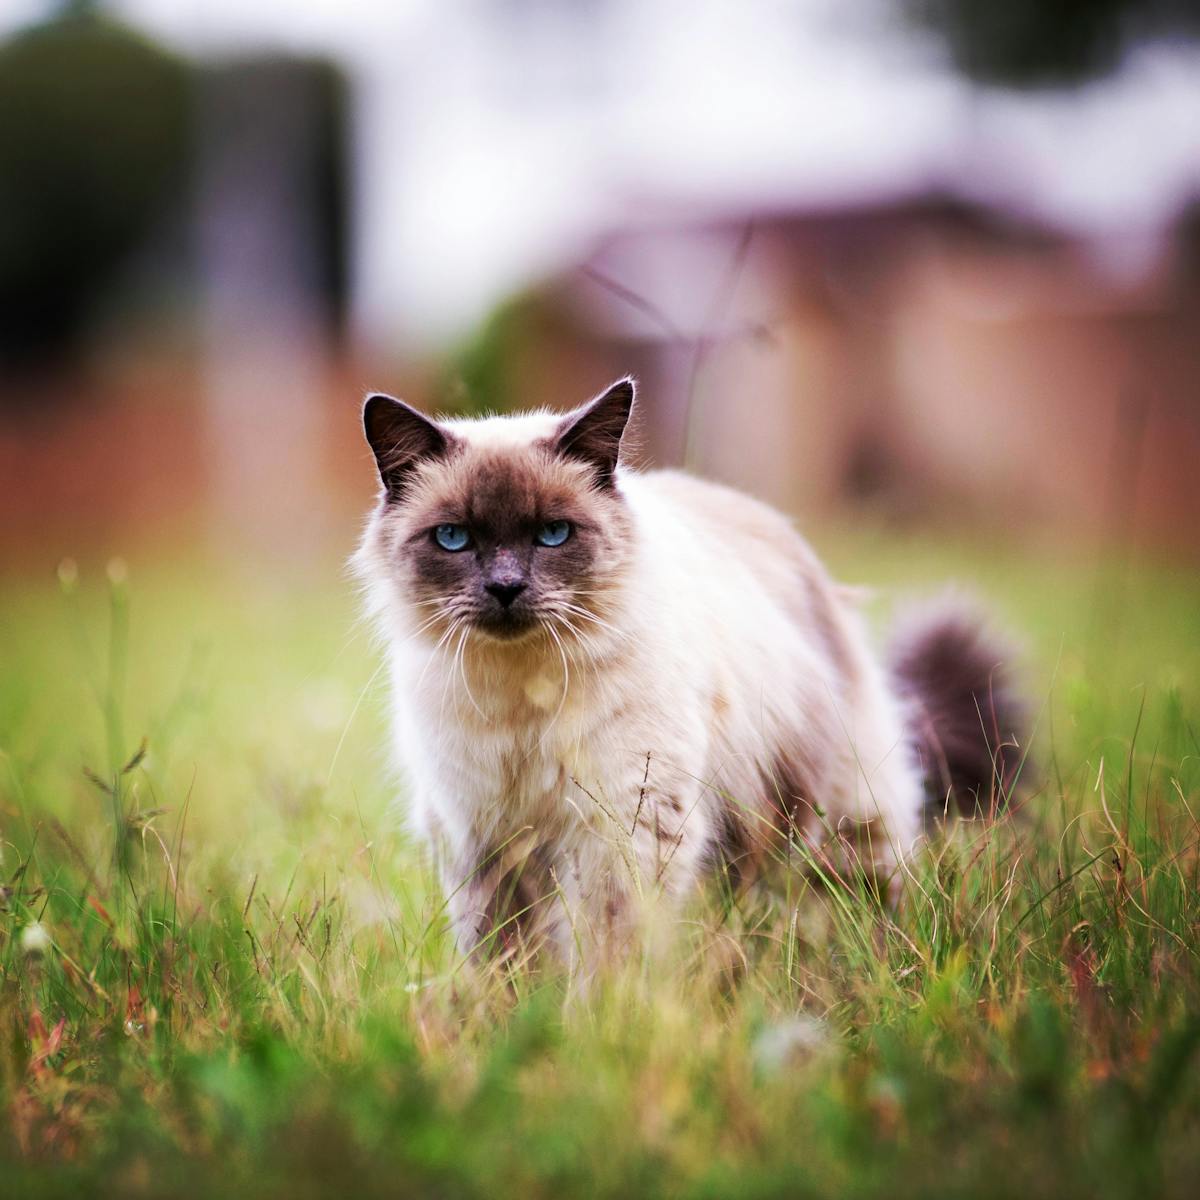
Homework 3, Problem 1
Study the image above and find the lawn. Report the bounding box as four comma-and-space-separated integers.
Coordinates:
1, 526, 1198, 1199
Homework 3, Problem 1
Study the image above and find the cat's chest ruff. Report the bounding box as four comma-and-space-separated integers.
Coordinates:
458, 657, 586, 735
444, 722, 592, 844
402, 640, 615, 827
440, 672, 602, 827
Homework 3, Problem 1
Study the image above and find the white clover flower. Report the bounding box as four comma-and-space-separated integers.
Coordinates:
751, 1015, 830, 1075
20, 922, 51, 956
56, 557, 79, 593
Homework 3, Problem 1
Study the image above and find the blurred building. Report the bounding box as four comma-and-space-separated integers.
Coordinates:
492, 201, 1200, 554
1, 0, 1198, 564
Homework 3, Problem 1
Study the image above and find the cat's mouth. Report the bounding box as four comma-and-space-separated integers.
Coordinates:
472, 607, 541, 642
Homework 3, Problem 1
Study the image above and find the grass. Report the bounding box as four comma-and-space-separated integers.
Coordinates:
1, 527, 1199, 1199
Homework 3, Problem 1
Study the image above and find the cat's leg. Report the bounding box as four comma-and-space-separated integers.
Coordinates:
421, 798, 512, 960
822, 665, 923, 901
435, 840, 496, 959
552, 751, 717, 978
438, 831, 564, 962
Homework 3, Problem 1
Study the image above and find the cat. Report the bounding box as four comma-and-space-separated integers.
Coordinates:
355, 377, 1027, 971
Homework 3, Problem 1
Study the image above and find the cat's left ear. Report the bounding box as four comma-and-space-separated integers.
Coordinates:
554, 377, 635, 490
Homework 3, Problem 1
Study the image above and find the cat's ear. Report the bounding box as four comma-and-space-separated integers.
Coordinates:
363, 393, 452, 501
553, 377, 635, 489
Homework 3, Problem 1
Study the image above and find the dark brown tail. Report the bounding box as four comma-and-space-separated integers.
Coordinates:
888, 599, 1031, 818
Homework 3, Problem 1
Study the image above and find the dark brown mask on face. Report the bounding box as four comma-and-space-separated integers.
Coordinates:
363, 379, 635, 643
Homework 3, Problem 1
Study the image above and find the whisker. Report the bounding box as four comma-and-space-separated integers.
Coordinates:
551, 617, 594, 766
539, 622, 572, 745
438, 617, 467, 725
420, 613, 463, 697
555, 614, 603, 664
553, 616, 602, 706
558, 602, 631, 643
403, 610, 453, 640
455, 624, 487, 720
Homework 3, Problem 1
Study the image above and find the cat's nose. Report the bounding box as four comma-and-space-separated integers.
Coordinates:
485, 580, 527, 608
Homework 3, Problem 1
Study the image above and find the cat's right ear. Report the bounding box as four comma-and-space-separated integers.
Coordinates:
553, 377, 635, 490
363, 394, 451, 501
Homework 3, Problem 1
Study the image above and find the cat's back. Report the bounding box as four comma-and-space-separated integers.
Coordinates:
622, 467, 822, 582
618, 467, 851, 670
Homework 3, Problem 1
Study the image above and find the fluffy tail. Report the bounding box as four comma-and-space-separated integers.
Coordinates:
888, 599, 1031, 818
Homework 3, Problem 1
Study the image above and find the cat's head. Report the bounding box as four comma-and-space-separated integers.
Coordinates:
357, 379, 636, 647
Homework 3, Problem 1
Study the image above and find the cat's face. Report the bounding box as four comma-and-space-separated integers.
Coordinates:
360, 380, 635, 646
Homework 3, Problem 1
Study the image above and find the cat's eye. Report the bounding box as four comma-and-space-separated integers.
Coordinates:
434, 524, 471, 552
536, 520, 571, 548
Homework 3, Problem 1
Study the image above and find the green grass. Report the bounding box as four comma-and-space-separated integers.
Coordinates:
2, 530, 1199, 1199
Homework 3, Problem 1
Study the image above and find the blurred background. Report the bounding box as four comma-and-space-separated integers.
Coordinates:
1, 0, 1199, 574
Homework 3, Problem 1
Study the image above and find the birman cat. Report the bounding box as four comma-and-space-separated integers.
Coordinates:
355, 378, 1026, 972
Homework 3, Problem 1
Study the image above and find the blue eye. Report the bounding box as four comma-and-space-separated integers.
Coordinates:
536, 520, 571, 547
434, 524, 470, 551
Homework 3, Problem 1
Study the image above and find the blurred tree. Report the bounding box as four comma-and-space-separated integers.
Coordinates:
196, 56, 349, 340
442, 294, 544, 416
0, 7, 192, 370
906, 0, 1200, 86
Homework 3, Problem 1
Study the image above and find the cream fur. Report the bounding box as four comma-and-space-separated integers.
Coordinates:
355, 399, 923, 971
